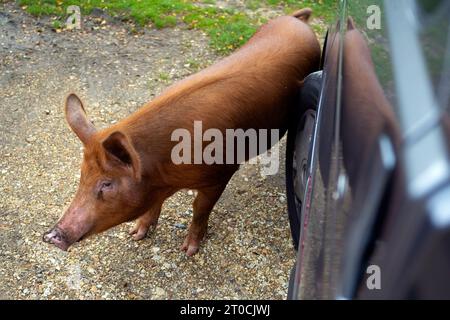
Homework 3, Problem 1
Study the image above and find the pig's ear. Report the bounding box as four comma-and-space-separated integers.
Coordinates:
102, 131, 141, 181
65, 93, 96, 145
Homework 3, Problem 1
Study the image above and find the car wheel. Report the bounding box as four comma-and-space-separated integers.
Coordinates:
286, 71, 322, 299
286, 71, 322, 251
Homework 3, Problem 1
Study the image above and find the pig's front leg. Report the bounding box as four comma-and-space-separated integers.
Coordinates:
129, 204, 162, 241
181, 184, 228, 256
129, 189, 174, 241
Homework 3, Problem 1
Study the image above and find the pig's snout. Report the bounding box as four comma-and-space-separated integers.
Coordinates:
43, 227, 70, 251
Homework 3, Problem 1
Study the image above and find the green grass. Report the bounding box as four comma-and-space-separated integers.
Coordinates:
17, 0, 336, 53
264, 0, 336, 21
51, 19, 62, 29
185, 58, 203, 71
158, 71, 171, 81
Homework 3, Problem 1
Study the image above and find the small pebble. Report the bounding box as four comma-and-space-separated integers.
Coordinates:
174, 223, 187, 229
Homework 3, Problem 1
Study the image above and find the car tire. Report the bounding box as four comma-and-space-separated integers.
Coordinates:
286, 71, 322, 251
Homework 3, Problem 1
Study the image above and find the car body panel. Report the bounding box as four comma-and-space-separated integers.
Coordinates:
288, 0, 450, 299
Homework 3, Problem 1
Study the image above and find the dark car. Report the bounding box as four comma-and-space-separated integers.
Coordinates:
286, 0, 450, 299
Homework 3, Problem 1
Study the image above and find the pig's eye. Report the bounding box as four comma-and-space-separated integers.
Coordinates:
97, 181, 113, 199
101, 181, 112, 190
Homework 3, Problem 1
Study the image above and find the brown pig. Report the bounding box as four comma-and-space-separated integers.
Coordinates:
43, 9, 320, 256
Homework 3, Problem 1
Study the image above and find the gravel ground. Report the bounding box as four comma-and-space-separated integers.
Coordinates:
0, 2, 296, 299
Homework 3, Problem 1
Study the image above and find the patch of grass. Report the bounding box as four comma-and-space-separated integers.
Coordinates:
51, 19, 62, 29
183, 8, 260, 53
185, 58, 202, 71
158, 71, 171, 81
17, 0, 336, 53
264, 0, 336, 22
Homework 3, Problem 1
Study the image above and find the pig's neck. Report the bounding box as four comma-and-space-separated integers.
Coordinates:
113, 101, 174, 164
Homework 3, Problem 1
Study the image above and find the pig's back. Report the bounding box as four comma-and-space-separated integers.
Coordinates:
172, 16, 319, 96
122, 15, 320, 153
153, 16, 319, 129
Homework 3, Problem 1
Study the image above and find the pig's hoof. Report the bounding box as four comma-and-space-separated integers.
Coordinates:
129, 224, 154, 241
180, 236, 200, 256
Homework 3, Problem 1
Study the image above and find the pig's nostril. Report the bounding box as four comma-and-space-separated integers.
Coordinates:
43, 228, 69, 251
43, 229, 60, 242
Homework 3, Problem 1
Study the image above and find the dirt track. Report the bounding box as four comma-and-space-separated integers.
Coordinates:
0, 2, 295, 299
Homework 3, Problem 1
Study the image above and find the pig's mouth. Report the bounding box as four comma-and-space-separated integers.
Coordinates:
43, 227, 85, 251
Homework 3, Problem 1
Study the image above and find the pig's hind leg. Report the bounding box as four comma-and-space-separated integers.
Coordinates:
181, 183, 228, 256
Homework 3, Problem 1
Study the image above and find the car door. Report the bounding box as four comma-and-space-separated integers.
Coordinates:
290, 0, 402, 299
